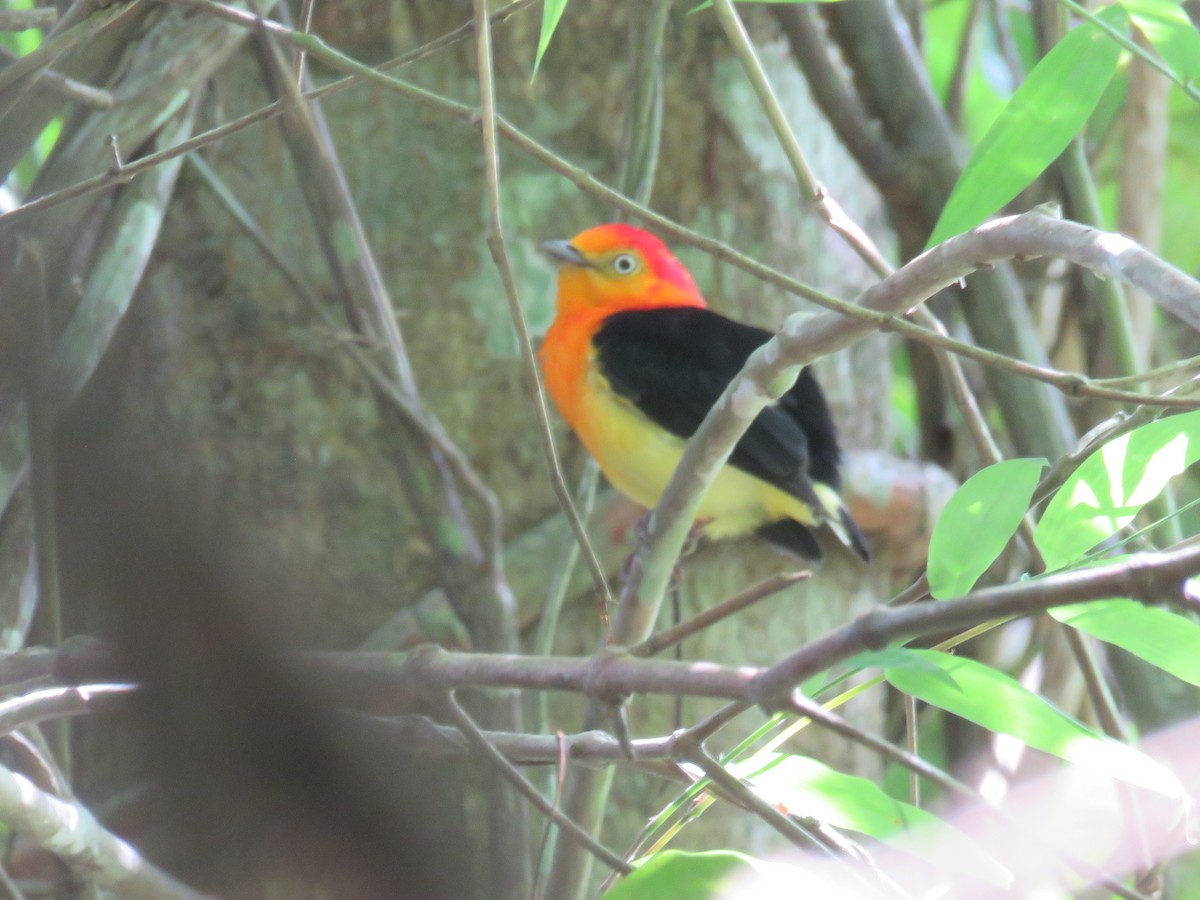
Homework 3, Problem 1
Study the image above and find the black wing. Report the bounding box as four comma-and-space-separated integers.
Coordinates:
591, 306, 843, 504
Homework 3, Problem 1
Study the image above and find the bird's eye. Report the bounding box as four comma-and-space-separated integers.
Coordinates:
612, 253, 639, 275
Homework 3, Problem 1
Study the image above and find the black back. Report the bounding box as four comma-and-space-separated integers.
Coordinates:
591, 306, 843, 505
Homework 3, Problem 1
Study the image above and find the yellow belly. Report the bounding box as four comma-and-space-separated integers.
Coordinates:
575, 369, 817, 538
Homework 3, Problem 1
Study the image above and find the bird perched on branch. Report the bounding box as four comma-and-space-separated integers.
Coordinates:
539, 223, 868, 562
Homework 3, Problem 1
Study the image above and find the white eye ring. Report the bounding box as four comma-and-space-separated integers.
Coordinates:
612, 254, 638, 275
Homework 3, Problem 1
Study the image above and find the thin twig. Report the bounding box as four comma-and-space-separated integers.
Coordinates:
442, 693, 632, 875
887, 573, 931, 607
471, 0, 611, 610
682, 745, 903, 898
1095, 353, 1200, 387
712, 0, 892, 275
772, 6, 903, 184
614, 0, 672, 212
298, 542, 1200, 703
945, 0, 981, 127
912, 306, 1004, 464
713, 0, 1009, 484
5, 6, 1198, 419
547, 3, 673, 890
0, 46, 113, 108
632, 571, 810, 657
616, 210, 1200, 644
683, 746, 840, 855
1057, 0, 1200, 105
531, 731, 570, 900
531, 462, 601, 740
0, 685, 133, 736
683, 701, 752, 744
292, 0, 316, 83
0, 0, 537, 226
749, 541, 1200, 706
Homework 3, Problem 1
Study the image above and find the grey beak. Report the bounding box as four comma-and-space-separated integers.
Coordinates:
540, 239, 590, 268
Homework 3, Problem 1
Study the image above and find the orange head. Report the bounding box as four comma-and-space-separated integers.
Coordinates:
541, 224, 705, 317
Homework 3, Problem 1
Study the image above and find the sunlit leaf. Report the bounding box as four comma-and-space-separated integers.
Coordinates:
926, 6, 1127, 247
740, 754, 1012, 886
1052, 599, 1200, 685
886, 649, 1187, 799
1120, 0, 1200, 84
851, 648, 961, 690
1035, 410, 1200, 568
532, 0, 568, 77
927, 458, 1046, 598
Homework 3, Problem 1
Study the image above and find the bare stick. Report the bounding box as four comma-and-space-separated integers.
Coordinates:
471, 0, 611, 610
632, 572, 810, 657
0, 759, 211, 899
711, 0, 1022, 479
292, 0, 316, 83
0, 46, 112, 108
749, 541, 1200, 706
442, 693, 631, 875
712, 0, 892, 276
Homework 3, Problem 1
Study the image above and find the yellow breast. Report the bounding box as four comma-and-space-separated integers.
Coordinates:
541, 311, 816, 539
575, 366, 816, 538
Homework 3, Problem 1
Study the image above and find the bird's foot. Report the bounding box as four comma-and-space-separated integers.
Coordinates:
619, 515, 708, 590
681, 518, 712, 559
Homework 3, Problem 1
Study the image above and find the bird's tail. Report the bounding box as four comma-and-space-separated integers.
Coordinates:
814, 483, 870, 562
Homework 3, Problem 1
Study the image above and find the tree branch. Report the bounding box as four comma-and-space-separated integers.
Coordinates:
441, 694, 631, 876
0, 759, 211, 899
623, 211, 1200, 634
749, 543, 1200, 706
472, 0, 611, 613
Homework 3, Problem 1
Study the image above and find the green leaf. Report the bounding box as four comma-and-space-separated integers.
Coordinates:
1035, 410, 1200, 568
1120, 0, 1200, 84
1052, 599, 1200, 686
926, 6, 1127, 248
924, 0, 1013, 144
603, 850, 772, 899
739, 754, 1012, 886
886, 649, 1187, 798
532, 0, 568, 77
48, 106, 197, 411
1163, 90, 1200, 273
927, 458, 1046, 599
850, 648, 961, 690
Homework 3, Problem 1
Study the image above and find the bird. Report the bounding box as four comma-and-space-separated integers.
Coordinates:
538, 223, 868, 562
